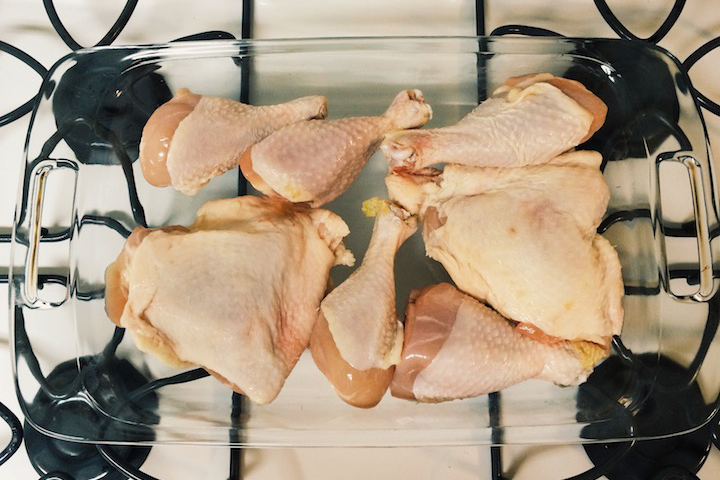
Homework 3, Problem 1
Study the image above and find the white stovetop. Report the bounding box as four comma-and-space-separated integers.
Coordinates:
2, 1, 720, 479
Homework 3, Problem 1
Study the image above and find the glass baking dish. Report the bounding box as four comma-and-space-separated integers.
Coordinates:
9, 37, 720, 447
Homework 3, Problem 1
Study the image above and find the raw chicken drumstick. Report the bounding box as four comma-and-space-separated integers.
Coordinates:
311, 199, 417, 408
382, 73, 607, 170
139, 88, 328, 195
240, 89, 432, 207
391, 283, 607, 403
105, 196, 354, 404
387, 150, 624, 346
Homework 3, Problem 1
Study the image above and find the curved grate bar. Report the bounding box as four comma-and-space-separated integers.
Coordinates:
0, 41, 48, 128
41, 0, 139, 51
0, 401, 23, 467
592, 0, 686, 43
684, 37, 720, 117
127, 369, 211, 404
591, 0, 720, 120
489, 24, 562, 37
96, 445, 159, 480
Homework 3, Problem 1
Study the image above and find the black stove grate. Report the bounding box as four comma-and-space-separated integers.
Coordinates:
1, 0, 720, 479
0, 1, 249, 478
486, 1, 720, 479
0, 400, 23, 467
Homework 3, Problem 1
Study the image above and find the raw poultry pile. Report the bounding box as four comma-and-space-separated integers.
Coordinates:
105, 73, 623, 408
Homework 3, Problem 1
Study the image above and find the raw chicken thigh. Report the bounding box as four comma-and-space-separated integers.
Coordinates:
382, 73, 607, 170
139, 88, 328, 195
391, 283, 607, 403
240, 90, 432, 207
387, 151, 623, 346
105, 196, 354, 404
311, 199, 417, 407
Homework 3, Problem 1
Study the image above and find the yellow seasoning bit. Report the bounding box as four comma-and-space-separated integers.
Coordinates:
572, 341, 607, 371
362, 197, 389, 217
281, 184, 309, 202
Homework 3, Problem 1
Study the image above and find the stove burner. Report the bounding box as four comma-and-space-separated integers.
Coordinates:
581, 354, 711, 480
24, 422, 150, 480
49, 30, 238, 167
23, 356, 157, 480
51, 51, 172, 166
584, 433, 710, 480
711, 412, 720, 451
651, 466, 701, 480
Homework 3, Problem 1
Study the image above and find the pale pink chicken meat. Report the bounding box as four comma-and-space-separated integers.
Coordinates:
311, 200, 417, 407
310, 312, 394, 409
321, 199, 417, 371
391, 283, 607, 403
139, 88, 328, 195
387, 151, 624, 346
240, 90, 432, 207
104, 196, 354, 405
382, 73, 607, 170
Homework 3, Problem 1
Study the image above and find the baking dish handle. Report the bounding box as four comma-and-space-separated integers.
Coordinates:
21, 158, 79, 309
660, 154, 717, 302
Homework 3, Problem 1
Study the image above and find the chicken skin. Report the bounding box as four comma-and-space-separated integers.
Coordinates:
240, 90, 432, 207
105, 196, 354, 404
391, 283, 607, 403
387, 151, 623, 346
311, 199, 417, 407
139, 89, 328, 195
382, 73, 607, 170
310, 311, 395, 409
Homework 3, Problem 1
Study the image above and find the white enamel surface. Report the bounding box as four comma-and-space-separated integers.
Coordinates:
2, 0, 720, 479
